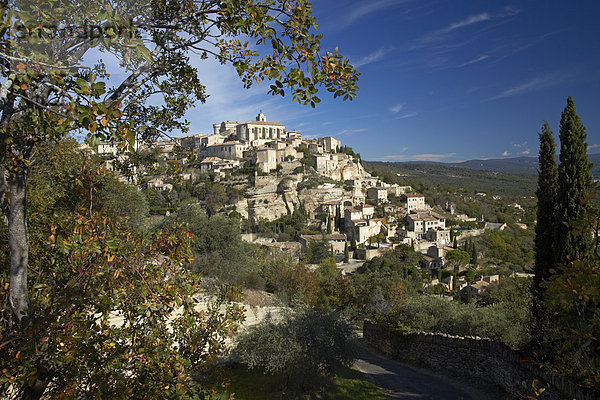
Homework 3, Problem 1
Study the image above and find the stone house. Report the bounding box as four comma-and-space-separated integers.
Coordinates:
424, 229, 451, 245
147, 177, 173, 191
299, 233, 347, 255
404, 193, 426, 211
253, 147, 278, 173
200, 134, 225, 149
179, 133, 207, 150
317, 136, 341, 153
406, 212, 446, 235
204, 141, 247, 160
367, 186, 388, 203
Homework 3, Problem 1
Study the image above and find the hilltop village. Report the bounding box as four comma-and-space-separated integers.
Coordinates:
81, 112, 530, 298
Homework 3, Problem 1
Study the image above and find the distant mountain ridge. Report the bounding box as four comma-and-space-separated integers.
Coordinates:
402, 154, 600, 177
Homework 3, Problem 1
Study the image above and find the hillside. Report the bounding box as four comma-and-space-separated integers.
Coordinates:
363, 161, 537, 197
397, 154, 600, 177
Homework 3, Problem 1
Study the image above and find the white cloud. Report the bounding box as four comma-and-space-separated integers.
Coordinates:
352, 46, 394, 68
489, 73, 566, 101
501, 151, 511, 156
333, 128, 368, 136
377, 152, 456, 161
520, 149, 531, 155
457, 55, 489, 68
397, 112, 418, 119
415, 7, 520, 48
339, 0, 408, 28
513, 141, 528, 148
446, 13, 491, 32
389, 103, 405, 113
588, 143, 600, 151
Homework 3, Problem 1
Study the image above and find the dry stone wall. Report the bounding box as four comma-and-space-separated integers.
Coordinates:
363, 320, 598, 400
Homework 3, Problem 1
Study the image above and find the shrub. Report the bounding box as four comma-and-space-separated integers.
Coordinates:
390, 296, 531, 349
234, 309, 356, 389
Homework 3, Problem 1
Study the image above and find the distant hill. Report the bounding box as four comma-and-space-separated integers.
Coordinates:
416, 154, 600, 177
363, 161, 537, 197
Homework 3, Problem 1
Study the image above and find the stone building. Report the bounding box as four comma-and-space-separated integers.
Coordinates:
404, 193, 426, 211
367, 186, 388, 203
235, 112, 287, 143
299, 233, 348, 255
253, 147, 278, 173
317, 136, 341, 153
204, 141, 248, 159
406, 212, 446, 235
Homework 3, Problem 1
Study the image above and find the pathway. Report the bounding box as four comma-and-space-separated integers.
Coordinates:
354, 339, 506, 400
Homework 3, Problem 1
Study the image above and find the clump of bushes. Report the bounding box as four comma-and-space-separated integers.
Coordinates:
389, 296, 531, 349
234, 309, 356, 389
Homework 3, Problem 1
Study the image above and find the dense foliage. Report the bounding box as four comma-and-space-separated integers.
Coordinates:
0, 142, 245, 398
235, 309, 356, 389
391, 296, 531, 349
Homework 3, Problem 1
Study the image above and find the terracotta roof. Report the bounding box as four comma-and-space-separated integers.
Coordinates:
405, 193, 424, 198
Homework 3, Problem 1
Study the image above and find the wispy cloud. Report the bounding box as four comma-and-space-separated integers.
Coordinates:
501, 151, 511, 156
457, 55, 489, 68
339, 0, 408, 28
589, 143, 600, 151
397, 112, 418, 119
377, 152, 456, 162
333, 128, 368, 136
513, 141, 528, 148
353, 46, 394, 68
414, 6, 520, 48
447, 13, 492, 32
389, 103, 404, 113
489, 73, 566, 100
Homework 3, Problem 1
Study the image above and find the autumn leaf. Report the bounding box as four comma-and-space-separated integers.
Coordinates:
15, 62, 26, 69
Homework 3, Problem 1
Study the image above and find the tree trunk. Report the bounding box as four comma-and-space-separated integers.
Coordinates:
9, 170, 29, 322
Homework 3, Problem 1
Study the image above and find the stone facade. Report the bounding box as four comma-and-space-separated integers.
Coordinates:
404, 193, 426, 211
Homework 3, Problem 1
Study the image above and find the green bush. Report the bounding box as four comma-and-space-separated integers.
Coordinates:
235, 309, 356, 389
391, 296, 531, 349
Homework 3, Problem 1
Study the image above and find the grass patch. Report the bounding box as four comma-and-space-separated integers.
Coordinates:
203, 363, 389, 400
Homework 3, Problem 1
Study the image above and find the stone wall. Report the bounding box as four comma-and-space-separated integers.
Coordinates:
363, 320, 598, 400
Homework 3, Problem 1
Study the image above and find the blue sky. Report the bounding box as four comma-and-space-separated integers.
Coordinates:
92, 1, 600, 162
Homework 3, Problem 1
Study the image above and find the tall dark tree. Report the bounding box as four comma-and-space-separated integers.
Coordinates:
534, 121, 559, 291
555, 97, 594, 266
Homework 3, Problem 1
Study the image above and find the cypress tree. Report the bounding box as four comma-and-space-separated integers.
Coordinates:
343, 241, 349, 262
534, 121, 558, 290
555, 96, 593, 266
470, 242, 478, 265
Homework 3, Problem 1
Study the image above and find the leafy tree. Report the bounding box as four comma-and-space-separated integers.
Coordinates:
555, 96, 593, 266
235, 309, 356, 389
446, 249, 470, 272
204, 182, 228, 216
534, 121, 559, 293
1, 153, 244, 398
0, 0, 359, 321
305, 239, 330, 264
